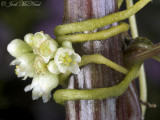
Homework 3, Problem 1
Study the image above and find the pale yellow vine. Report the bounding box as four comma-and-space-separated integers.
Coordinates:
126, 0, 147, 116
53, 0, 151, 106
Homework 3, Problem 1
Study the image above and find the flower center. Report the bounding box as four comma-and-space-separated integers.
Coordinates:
33, 56, 48, 75
39, 40, 51, 57
60, 53, 74, 66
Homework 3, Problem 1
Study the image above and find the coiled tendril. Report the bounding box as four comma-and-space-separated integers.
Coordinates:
53, 0, 151, 105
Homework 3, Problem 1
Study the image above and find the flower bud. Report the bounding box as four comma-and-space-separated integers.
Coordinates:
7, 39, 32, 58
47, 60, 60, 75
62, 41, 72, 49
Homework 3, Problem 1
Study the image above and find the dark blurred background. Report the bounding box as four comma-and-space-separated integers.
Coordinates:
0, 0, 160, 120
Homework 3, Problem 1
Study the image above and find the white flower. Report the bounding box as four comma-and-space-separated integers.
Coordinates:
38, 40, 58, 63
33, 56, 48, 75
24, 31, 48, 48
47, 60, 60, 75
54, 47, 81, 74
24, 72, 59, 103
10, 53, 36, 80
7, 39, 32, 58
24, 32, 58, 63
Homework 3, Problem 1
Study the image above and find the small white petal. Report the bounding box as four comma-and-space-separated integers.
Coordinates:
24, 33, 34, 46
42, 92, 51, 103
33, 56, 48, 75
68, 63, 80, 74
54, 48, 64, 64
54, 47, 81, 74
25, 72, 59, 102
18, 53, 36, 78
7, 39, 32, 58
32, 87, 43, 100
62, 41, 72, 49
38, 73, 59, 92
13, 53, 36, 79
47, 60, 60, 75
73, 53, 81, 62
51, 39, 58, 47
24, 85, 33, 92
32, 91, 41, 100
17, 72, 25, 77
58, 64, 68, 73
10, 59, 20, 66
42, 56, 51, 63
33, 32, 47, 48
38, 40, 58, 63
22, 76, 28, 80
44, 34, 51, 39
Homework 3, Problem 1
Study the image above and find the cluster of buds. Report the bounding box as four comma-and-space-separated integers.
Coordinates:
7, 31, 81, 103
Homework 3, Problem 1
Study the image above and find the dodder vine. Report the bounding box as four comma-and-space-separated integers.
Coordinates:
53, 0, 151, 105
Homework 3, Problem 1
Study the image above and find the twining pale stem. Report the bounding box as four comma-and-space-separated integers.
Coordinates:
126, 0, 147, 116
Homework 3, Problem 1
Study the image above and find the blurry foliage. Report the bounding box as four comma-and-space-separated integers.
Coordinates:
0, 0, 45, 37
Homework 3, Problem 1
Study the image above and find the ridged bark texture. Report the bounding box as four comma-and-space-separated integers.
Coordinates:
63, 0, 142, 120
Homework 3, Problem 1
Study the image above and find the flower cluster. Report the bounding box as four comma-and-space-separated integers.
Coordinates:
7, 31, 81, 103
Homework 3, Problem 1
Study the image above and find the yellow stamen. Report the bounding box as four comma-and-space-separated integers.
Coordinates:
29, 43, 32, 45
65, 53, 69, 58
67, 58, 72, 63
41, 31, 43, 33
